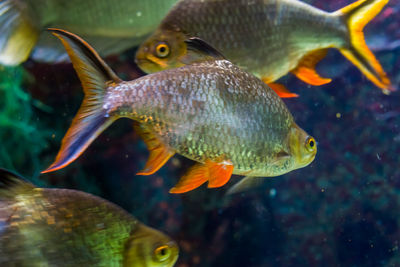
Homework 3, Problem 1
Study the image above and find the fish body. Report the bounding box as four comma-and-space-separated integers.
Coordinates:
0, 169, 179, 266
136, 0, 392, 93
0, 0, 178, 65
107, 60, 305, 177
42, 30, 317, 193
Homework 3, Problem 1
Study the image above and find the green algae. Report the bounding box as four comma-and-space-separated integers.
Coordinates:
0, 66, 50, 182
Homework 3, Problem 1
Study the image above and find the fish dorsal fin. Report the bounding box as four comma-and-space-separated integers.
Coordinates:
0, 168, 35, 199
181, 37, 226, 65
291, 49, 332, 86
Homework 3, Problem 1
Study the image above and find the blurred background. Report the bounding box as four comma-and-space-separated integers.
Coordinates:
1, 0, 399, 266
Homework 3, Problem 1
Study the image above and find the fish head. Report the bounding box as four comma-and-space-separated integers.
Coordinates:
135, 29, 188, 73
124, 223, 179, 267
288, 123, 317, 169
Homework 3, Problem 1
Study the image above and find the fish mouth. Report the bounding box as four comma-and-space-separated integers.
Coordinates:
135, 57, 160, 73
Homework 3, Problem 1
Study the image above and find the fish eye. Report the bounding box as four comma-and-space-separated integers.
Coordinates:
305, 136, 316, 152
155, 42, 170, 58
154, 245, 171, 262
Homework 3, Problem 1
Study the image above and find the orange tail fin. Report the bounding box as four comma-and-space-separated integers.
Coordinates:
42, 29, 123, 173
334, 0, 392, 93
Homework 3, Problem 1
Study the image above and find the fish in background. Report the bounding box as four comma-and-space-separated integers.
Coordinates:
0, 168, 179, 266
0, 0, 178, 65
41, 29, 317, 193
136, 0, 393, 95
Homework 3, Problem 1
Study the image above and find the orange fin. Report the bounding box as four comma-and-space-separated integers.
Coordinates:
265, 82, 299, 98
169, 160, 234, 194
291, 49, 332, 86
334, 0, 392, 93
134, 123, 174, 176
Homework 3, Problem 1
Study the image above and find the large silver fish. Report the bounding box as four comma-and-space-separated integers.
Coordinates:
136, 0, 392, 94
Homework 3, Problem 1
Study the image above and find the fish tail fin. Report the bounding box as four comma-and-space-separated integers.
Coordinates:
0, 168, 35, 199
0, 0, 39, 65
334, 0, 392, 93
42, 29, 123, 173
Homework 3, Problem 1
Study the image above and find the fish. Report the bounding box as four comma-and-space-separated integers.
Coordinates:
0, 168, 179, 266
135, 0, 393, 95
41, 29, 317, 194
0, 0, 178, 65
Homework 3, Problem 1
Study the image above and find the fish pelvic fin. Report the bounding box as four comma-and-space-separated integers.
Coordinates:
291, 49, 332, 86
264, 81, 299, 98
0, 168, 35, 199
134, 123, 175, 176
334, 0, 392, 93
169, 160, 234, 194
42, 29, 123, 173
0, 0, 39, 65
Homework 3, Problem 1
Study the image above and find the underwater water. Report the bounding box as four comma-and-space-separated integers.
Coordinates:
1, 0, 400, 266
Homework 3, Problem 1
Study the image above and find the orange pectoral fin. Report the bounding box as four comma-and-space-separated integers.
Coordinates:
266, 82, 299, 98
169, 160, 234, 194
291, 49, 332, 86
134, 123, 174, 176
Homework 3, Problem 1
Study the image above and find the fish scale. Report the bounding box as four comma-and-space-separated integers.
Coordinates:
137, 0, 391, 94
0, 169, 179, 266
106, 60, 294, 175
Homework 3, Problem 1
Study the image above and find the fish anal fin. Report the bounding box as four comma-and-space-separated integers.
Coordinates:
291, 49, 332, 86
169, 160, 233, 194
134, 123, 175, 176
264, 82, 299, 98
207, 162, 234, 188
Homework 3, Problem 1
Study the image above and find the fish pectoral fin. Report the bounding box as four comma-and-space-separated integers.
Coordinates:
264, 82, 299, 98
291, 49, 332, 86
169, 160, 234, 194
226, 176, 264, 195
134, 123, 175, 176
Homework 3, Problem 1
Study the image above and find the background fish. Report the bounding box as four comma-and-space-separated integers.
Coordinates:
0, 0, 178, 65
0, 168, 179, 266
136, 0, 392, 94
42, 29, 317, 193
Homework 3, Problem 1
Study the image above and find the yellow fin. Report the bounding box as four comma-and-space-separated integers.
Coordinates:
169, 160, 234, 194
264, 82, 299, 98
335, 0, 392, 93
291, 49, 332, 86
134, 123, 175, 176
0, 0, 39, 65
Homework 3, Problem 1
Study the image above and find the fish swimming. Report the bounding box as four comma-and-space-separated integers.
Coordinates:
136, 0, 392, 95
42, 29, 317, 193
0, 168, 179, 266
0, 0, 178, 65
